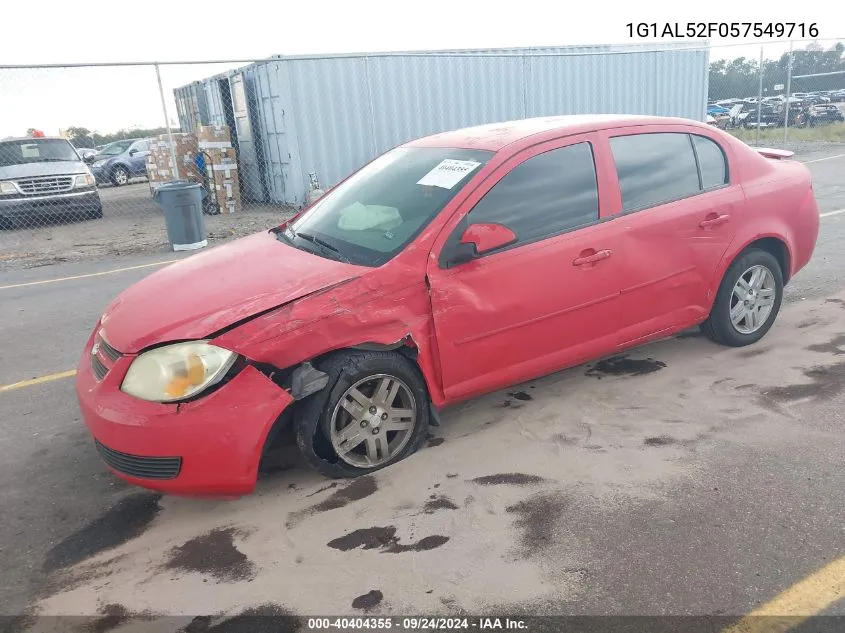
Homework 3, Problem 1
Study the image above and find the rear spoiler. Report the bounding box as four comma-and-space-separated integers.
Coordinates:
755, 147, 794, 160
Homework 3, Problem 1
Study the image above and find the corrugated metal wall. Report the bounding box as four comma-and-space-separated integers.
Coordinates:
175, 43, 709, 208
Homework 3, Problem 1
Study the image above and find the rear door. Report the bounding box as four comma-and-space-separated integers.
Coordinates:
426, 135, 625, 402
600, 127, 742, 344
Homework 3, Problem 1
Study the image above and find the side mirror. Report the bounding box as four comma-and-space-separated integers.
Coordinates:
445, 222, 517, 267
84, 154, 95, 163
128, 149, 137, 156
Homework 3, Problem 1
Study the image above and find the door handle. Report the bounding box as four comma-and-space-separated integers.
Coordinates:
572, 249, 612, 266
699, 214, 731, 229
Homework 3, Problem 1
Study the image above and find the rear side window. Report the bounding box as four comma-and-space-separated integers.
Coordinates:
468, 142, 599, 246
692, 135, 728, 189
610, 133, 701, 212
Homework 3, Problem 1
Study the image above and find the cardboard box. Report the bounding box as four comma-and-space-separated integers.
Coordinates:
209, 166, 242, 214
196, 125, 232, 148
201, 146, 237, 164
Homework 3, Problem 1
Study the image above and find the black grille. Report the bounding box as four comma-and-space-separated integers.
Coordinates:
98, 336, 122, 362
91, 354, 108, 381
95, 440, 182, 480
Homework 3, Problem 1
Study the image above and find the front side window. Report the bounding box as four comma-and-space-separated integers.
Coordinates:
610, 133, 701, 212
0, 139, 80, 167
466, 142, 599, 247
284, 146, 493, 267
132, 141, 149, 153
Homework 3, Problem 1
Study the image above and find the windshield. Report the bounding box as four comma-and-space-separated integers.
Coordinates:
284, 146, 493, 267
98, 140, 134, 156
0, 139, 80, 167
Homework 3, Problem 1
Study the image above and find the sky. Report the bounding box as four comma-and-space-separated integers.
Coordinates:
1, 0, 843, 137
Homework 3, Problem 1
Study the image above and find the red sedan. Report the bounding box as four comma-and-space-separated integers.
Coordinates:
76, 115, 820, 496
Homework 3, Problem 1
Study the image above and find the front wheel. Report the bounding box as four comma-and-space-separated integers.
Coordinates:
701, 248, 783, 347
295, 350, 430, 479
111, 166, 129, 186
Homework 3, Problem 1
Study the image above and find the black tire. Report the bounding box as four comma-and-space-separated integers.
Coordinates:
295, 350, 430, 479
700, 248, 784, 347
111, 166, 129, 187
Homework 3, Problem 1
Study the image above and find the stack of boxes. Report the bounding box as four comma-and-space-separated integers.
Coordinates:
146, 133, 202, 193
196, 125, 242, 214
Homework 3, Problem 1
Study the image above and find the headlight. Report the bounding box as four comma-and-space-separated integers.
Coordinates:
120, 340, 237, 403
0, 181, 17, 195
74, 173, 96, 188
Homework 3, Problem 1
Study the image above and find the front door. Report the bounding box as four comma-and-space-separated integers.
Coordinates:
601, 128, 742, 344
426, 136, 624, 402
128, 140, 149, 176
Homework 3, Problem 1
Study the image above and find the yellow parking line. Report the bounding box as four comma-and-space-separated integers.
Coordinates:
723, 555, 845, 632
0, 259, 178, 291
0, 370, 77, 393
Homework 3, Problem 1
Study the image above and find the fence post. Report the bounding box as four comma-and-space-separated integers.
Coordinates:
783, 41, 794, 144
756, 46, 764, 146
155, 62, 180, 182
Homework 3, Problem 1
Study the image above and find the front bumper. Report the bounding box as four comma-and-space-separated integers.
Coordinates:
90, 166, 110, 184
75, 328, 294, 497
0, 189, 101, 218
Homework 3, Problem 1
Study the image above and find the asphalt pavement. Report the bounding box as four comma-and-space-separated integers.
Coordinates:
1, 151, 844, 625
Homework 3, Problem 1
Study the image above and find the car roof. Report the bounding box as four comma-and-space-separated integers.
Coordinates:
404, 114, 711, 152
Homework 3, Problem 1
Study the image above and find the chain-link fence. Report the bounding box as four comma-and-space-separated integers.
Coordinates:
1, 39, 843, 269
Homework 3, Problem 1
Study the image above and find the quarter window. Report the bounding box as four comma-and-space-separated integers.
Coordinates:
467, 142, 599, 247
692, 134, 728, 189
610, 133, 700, 212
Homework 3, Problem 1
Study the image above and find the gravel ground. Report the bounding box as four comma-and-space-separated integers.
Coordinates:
0, 181, 295, 271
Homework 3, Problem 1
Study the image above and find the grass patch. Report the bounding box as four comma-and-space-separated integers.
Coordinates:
727, 122, 845, 144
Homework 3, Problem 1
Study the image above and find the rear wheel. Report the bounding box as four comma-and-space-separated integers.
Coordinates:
701, 248, 783, 347
111, 166, 129, 186
295, 350, 430, 479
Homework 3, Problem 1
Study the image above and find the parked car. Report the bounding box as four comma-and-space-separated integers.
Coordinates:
89, 138, 151, 186
799, 104, 845, 126
707, 104, 730, 116
740, 105, 781, 128
75, 115, 820, 496
0, 136, 102, 227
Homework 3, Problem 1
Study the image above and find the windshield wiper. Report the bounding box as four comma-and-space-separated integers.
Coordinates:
292, 231, 351, 263
37, 158, 76, 162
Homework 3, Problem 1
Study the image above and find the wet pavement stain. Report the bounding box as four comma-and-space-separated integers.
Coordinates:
86, 604, 156, 633
797, 318, 822, 329
644, 435, 677, 447
327, 526, 449, 553
762, 362, 845, 403
304, 482, 338, 498
585, 355, 666, 378
508, 391, 533, 401
806, 334, 845, 356
824, 298, 845, 306
739, 348, 767, 358
165, 527, 255, 582
42, 492, 161, 573
505, 492, 568, 558
351, 590, 384, 610
182, 604, 299, 633
426, 434, 446, 448
471, 473, 545, 486
287, 476, 377, 528
423, 495, 459, 514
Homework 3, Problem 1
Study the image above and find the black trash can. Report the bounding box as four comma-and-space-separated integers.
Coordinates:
153, 181, 207, 251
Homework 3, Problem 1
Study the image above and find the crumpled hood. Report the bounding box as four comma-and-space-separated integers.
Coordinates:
99, 231, 368, 354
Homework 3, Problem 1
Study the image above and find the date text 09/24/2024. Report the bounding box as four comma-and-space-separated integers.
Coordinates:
306, 618, 529, 630
626, 22, 819, 39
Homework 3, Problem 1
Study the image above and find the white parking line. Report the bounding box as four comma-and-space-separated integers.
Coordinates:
803, 153, 845, 164
820, 208, 845, 218
0, 259, 178, 291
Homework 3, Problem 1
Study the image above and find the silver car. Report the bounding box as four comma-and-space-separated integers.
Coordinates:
0, 137, 102, 227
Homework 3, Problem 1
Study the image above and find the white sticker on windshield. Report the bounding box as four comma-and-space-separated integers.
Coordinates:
416, 159, 482, 189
